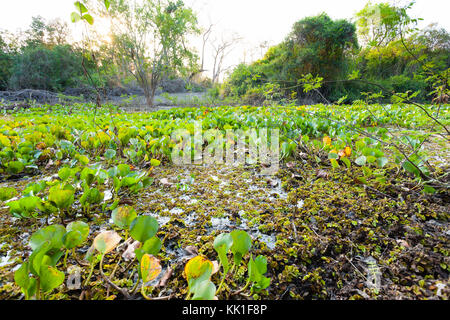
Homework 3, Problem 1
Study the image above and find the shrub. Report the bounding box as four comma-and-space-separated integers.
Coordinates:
9, 45, 84, 91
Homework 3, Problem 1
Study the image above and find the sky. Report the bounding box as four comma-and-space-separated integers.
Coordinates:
0, 0, 448, 79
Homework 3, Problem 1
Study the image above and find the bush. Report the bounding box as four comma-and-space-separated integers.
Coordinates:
9, 45, 84, 91
242, 87, 266, 106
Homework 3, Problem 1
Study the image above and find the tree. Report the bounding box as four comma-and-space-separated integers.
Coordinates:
24, 16, 70, 48
265, 14, 357, 99
0, 34, 15, 90
9, 45, 84, 91
355, 1, 420, 47
210, 34, 242, 84
107, 0, 199, 107
356, 2, 403, 47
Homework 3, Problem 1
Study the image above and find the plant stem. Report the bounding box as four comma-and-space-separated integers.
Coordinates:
233, 279, 251, 295
110, 255, 122, 279
141, 285, 151, 300
216, 263, 235, 295
130, 274, 140, 295
84, 262, 96, 287
63, 249, 69, 269
36, 278, 41, 300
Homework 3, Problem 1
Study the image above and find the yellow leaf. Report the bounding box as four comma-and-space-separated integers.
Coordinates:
323, 136, 331, 146
184, 256, 213, 281
344, 146, 352, 157
140, 254, 162, 283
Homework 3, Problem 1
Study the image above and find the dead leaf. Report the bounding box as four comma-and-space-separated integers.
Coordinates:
212, 260, 220, 275
160, 178, 172, 185
156, 268, 173, 288
396, 239, 410, 248
184, 245, 198, 256
316, 169, 329, 179
122, 240, 140, 261
93, 230, 122, 254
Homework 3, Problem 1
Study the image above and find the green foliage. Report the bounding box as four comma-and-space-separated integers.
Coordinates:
224, 13, 358, 102
107, 0, 199, 106
129, 216, 159, 243
230, 230, 252, 265
111, 206, 137, 230
356, 2, 407, 47
135, 236, 162, 262
63, 221, 89, 249
9, 45, 84, 91
48, 184, 75, 210
7, 196, 43, 218
213, 233, 233, 274
0, 187, 17, 201
248, 255, 271, 292
14, 221, 90, 299
184, 255, 215, 300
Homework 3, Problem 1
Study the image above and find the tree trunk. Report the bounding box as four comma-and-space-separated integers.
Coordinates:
143, 85, 154, 108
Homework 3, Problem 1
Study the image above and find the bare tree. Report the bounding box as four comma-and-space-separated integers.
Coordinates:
210, 34, 242, 84
200, 23, 213, 74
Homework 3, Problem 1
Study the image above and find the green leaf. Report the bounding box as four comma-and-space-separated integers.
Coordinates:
423, 185, 436, 194
355, 155, 367, 166
328, 152, 339, 160
0, 187, 17, 201
341, 157, 351, 168
112, 206, 137, 230
14, 262, 31, 290
105, 149, 116, 160
402, 160, 420, 177
74, 1, 88, 14
366, 155, 376, 163
30, 225, 66, 251
29, 243, 52, 276
377, 157, 388, 168
82, 14, 94, 25
14, 262, 36, 298
39, 265, 65, 293
80, 167, 95, 185
104, 0, 111, 10
192, 280, 216, 300
330, 158, 340, 168
80, 188, 103, 205
214, 233, 233, 274
230, 230, 252, 266
117, 164, 131, 177
48, 185, 75, 209
7, 161, 25, 174
135, 236, 162, 262
184, 256, 214, 295
141, 236, 162, 255
67, 221, 89, 240
76, 154, 90, 165
70, 12, 81, 23
150, 159, 161, 167
130, 216, 159, 243
248, 255, 270, 292
62, 230, 83, 249
58, 167, 71, 181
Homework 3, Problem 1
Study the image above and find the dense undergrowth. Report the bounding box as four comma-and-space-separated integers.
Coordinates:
0, 102, 448, 300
